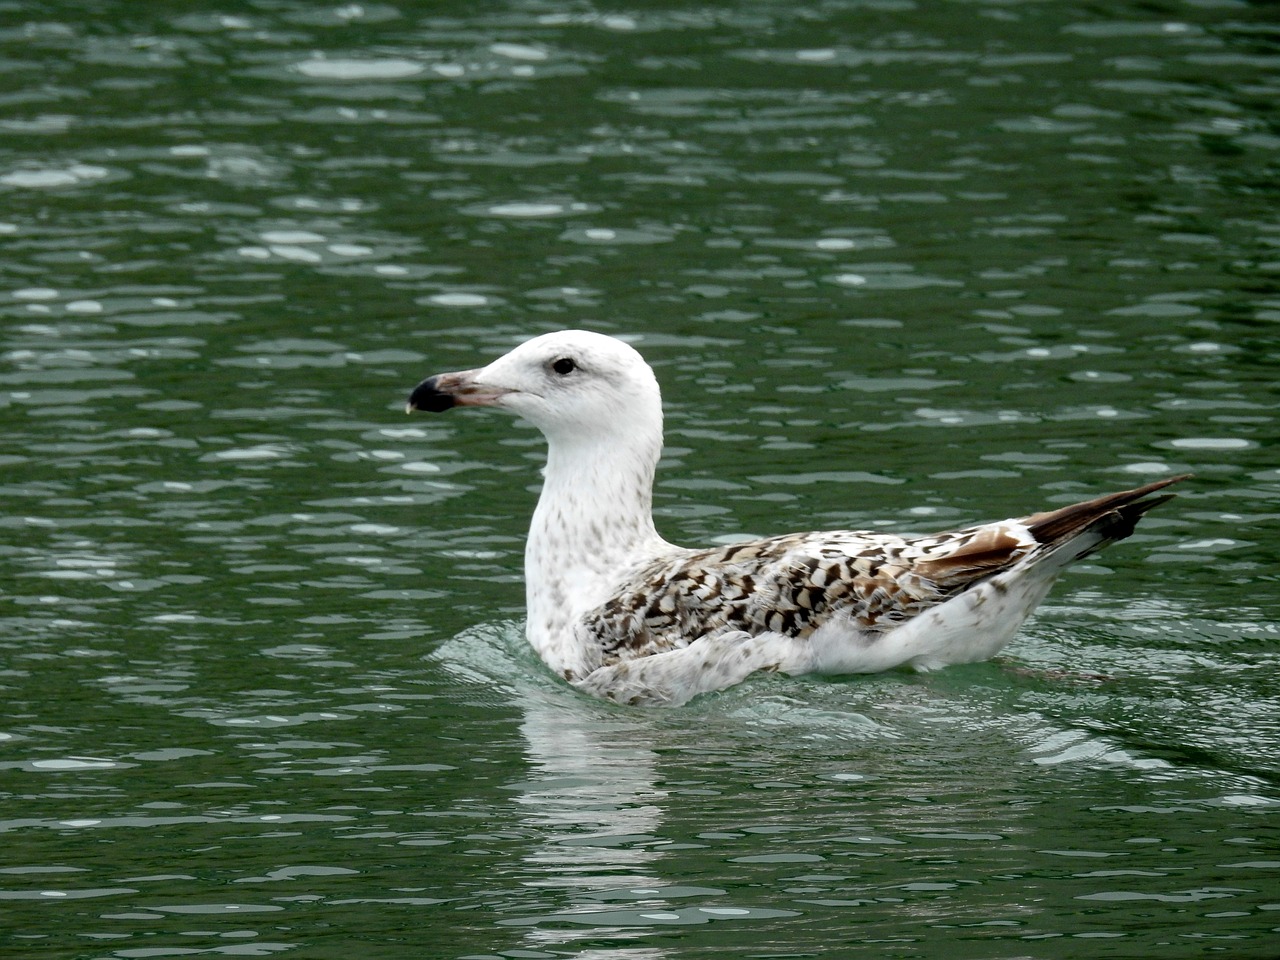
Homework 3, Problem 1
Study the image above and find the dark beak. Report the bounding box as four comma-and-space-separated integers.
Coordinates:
406, 375, 457, 413
405, 369, 510, 414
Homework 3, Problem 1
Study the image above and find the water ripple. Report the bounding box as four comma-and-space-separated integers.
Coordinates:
0, 1, 1276, 956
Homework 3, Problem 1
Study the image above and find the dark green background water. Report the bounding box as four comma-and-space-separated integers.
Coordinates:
2, 2, 1277, 957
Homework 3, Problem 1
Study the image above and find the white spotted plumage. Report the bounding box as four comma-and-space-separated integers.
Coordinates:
407, 330, 1186, 706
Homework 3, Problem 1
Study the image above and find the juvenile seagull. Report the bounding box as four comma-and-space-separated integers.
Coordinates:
407, 330, 1185, 706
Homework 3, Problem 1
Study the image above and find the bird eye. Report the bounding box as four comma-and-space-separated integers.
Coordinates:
551, 357, 577, 375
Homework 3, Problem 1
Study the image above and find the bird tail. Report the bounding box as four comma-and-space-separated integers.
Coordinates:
1023, 474, 1189, 565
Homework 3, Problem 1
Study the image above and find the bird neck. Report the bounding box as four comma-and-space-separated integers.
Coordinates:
523, 431, 665, 679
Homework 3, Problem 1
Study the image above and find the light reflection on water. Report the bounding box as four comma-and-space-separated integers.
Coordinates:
434, 622, 1278, 954
1, 0, 1278, 955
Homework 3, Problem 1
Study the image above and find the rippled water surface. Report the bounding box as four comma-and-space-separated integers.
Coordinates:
2, 1, 1278, 957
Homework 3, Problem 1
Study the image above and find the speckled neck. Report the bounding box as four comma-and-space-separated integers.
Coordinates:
524, 430, 668, 679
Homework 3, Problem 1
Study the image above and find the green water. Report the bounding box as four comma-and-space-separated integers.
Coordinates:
2, 1, 1278, 957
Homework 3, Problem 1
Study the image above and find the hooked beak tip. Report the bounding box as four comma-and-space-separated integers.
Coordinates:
406, 376, 453, 414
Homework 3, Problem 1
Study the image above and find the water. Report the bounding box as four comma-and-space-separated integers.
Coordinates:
2, 1, 1277, 957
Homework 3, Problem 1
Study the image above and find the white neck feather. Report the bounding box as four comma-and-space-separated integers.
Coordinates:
523, 422, 668, 679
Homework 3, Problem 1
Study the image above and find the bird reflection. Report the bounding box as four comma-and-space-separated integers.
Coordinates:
510, 695, 673, 957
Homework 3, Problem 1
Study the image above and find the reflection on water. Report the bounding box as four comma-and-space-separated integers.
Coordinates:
436, 628, 802, 954
1, 0, 1277, 955
434, 619, 1277, 954
515, 705, 666, 893
512, 699, 675, 956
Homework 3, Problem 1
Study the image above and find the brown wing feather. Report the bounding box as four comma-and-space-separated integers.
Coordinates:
585, 476, 1188, 665
912, 526, 1028, 584
1023, 475, 1189, 558
587, 527, 1030, 663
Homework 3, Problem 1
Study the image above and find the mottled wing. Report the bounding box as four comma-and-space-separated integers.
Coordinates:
587, 523, 1035, 664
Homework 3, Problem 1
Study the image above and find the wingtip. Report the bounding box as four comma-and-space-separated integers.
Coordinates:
1131, 473, 1193, 498
1025, 474, 1190, 550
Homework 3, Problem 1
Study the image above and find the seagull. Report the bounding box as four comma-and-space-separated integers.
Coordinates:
406, 329, 1186, 706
